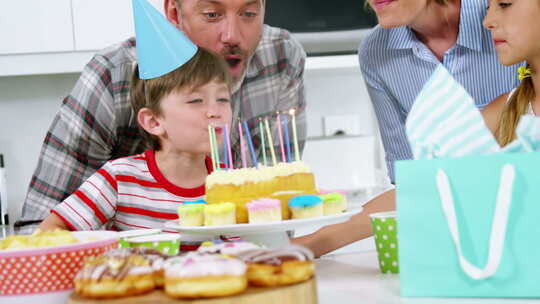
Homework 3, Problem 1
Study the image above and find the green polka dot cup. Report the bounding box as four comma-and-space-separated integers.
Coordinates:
117, 229, 161, 249
124, 233, 181, 256
370, 211, 399, 274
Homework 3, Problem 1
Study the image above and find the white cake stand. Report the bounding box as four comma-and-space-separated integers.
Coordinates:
163, 207, 363, 248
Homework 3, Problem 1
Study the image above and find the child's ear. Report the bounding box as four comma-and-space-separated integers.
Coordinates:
138, 108, 165, 136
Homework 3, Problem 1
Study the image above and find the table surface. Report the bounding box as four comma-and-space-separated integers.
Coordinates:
315, 248, 540, 304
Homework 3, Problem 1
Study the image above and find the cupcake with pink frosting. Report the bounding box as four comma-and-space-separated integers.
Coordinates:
246, 198, 282, 224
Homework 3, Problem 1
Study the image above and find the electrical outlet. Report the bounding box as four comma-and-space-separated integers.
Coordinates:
323, 114, 361, 136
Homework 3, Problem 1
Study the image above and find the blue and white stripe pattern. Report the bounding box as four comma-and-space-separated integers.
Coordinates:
407, 65, 540, 160
406, 65, 500, 160
503, 115, 540, 153
358, 0, 523, 181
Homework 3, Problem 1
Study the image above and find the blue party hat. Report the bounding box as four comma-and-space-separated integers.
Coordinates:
132, 0, 198, 79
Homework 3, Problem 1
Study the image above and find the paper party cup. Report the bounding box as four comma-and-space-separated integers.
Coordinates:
125, 233, 180, 256
369, 211, 399, 274
117, 228, 161, 249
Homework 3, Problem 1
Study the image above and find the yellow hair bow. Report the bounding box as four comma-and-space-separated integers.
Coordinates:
517, 66, 532, 81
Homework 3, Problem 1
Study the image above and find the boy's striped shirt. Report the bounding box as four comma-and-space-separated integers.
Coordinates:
52, 150, 212, 233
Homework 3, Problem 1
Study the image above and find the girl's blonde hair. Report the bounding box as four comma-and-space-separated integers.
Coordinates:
495, 67, 535, 146
130, 48, 232, 150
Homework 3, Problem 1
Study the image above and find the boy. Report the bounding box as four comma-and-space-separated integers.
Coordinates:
39, 1, 232, 233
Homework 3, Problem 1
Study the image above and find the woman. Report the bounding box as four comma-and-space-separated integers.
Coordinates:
362, 0, 520, 183
292, 0, 522, 257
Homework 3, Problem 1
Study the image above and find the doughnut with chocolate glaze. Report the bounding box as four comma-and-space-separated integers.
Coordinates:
74, 253, 155, 298
235, 245, 315, 287
103, 247, 168, 287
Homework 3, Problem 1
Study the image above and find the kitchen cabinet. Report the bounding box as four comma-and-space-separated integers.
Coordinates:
72, 0, 134, 51
0, 0, 163, 76
0, 0, 74, 55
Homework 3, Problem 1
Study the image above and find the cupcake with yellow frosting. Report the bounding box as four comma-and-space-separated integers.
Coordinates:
204, 202, 236, 226
319, 192, 347, 215
177, 200, 206, 226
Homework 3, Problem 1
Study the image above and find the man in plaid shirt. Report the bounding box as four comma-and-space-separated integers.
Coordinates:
17, 0, 306, 233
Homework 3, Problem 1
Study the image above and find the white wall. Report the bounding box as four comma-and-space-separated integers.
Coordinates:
0, 63, 384, 223
0, 73, 80, 222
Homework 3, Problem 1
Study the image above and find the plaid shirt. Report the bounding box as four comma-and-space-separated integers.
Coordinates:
18, 25, 306, 233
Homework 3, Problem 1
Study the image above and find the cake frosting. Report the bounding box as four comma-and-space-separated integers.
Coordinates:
234, 245, 314, 266
75, 254, 153, 281
289, 195, 322, 208
164, 253, 246, 278
246, 198, 280, 211
198, 241, 261, 256
206, 161, 312, 187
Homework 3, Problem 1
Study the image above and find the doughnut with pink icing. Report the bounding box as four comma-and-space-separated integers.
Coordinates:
164, 253, 247, 298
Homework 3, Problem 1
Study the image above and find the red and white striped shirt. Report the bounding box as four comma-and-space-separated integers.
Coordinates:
52, 150, 213, 232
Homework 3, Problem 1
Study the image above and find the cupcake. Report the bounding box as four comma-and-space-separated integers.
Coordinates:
204, 202, 236, 226
177, 201, 206, 226
246, 198, 282, 224
319, 192, 347, 215
288, 195, 323, 219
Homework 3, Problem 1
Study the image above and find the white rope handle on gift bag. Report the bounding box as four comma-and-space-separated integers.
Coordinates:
435, 164, 515, 280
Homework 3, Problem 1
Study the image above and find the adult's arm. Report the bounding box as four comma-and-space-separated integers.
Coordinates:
18, 55, 120, 233
292, 189, 396, 257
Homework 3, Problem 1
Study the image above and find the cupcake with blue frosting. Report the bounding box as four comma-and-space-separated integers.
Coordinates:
288, 195, 323, 219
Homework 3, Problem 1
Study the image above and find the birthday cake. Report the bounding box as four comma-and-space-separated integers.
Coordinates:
205, 162, 318, 223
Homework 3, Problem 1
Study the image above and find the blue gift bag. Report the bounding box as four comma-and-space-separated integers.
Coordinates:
396, 152, 540, 298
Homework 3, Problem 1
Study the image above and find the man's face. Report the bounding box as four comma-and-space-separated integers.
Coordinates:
166, 0, 264, 85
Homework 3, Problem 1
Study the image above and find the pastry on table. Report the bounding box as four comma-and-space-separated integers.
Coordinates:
164, 252, 247, 298
235, 245, 316, 287
74, 251, 155, 298
198, 240, 261, 256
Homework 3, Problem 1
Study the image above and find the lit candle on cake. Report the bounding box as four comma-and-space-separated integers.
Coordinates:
290, 108, 300, 162
208, 125, 217, 171
283, 114, 292, 162
276, 112, 286, 162
264, 117, 278, 166
225, 124, 233, 170
223, 124, 229, 170
238, 121, 247, 168
211, 125, 220, 170
259, 118, 268, 166
243, 120, 259, 168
